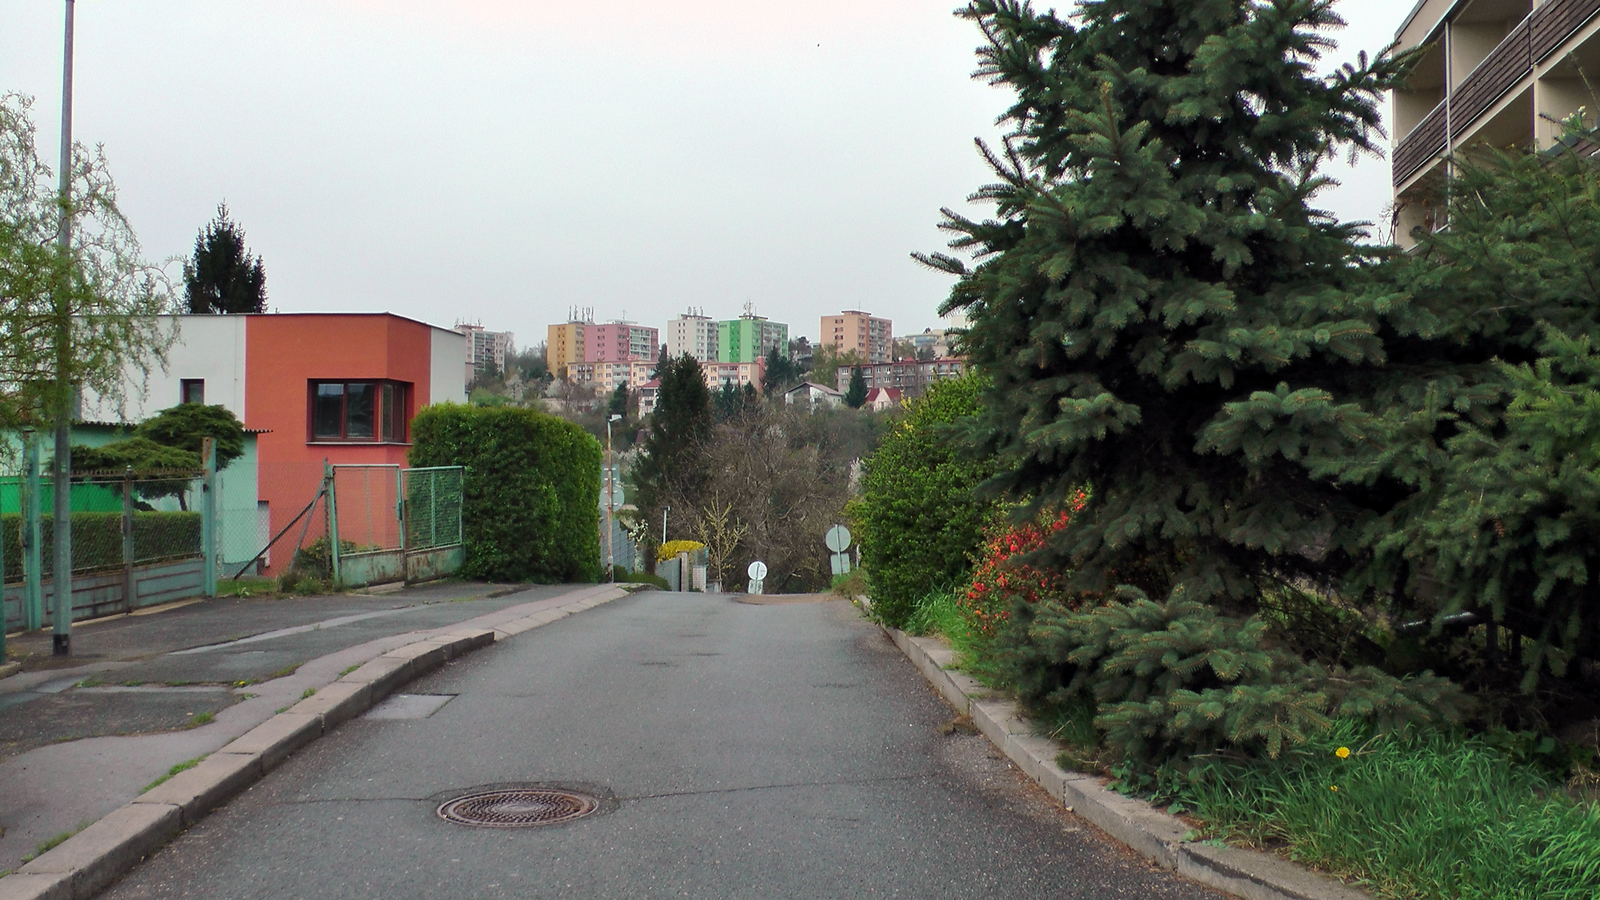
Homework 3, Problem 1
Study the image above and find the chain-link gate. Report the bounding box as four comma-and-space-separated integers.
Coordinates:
401, 466, 464, 583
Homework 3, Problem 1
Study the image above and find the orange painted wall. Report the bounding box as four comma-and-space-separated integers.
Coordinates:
245, 314, 436, 573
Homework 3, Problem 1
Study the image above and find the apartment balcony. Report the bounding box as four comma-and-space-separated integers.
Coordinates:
1392, 0, 1600, 190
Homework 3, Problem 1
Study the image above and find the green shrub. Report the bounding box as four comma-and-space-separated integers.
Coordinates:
996, 592, 1472, 766
848, 375, 997, 627
409, 404, 601, 583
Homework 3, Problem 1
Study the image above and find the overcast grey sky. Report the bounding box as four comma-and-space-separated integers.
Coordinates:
0, 0, 1411, 348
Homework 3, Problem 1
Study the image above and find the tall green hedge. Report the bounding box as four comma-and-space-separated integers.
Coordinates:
849, 375, 998, 626
409, 404, 601, 583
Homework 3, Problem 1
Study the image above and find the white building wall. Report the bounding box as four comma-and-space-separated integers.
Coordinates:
430, 327, 469, 405
80, 315, 246, 424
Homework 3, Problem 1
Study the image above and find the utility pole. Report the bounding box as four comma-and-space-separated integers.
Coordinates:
52, 0, 76, 656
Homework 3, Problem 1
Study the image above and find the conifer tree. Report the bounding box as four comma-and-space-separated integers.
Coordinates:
845, 367, 867, 409
925, 0, 1414, 609
184, 203, 266, 314
634, 355, 712, 542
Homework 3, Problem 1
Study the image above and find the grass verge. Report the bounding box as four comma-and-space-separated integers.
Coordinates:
1168, 722, 1600, 900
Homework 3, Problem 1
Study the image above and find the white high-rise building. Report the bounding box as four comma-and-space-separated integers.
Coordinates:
455, 321, 513, 374
668, 310, 719, 362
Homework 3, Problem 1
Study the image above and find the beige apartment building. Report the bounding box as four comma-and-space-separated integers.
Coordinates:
821, 311, 893, 364
1391, 0, 1600, 241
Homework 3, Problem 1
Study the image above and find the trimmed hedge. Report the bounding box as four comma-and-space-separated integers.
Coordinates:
0, 511, 202, 578
409, 404, 602, 583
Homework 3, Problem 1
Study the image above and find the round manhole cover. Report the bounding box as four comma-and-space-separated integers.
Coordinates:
437, 789, 601, 828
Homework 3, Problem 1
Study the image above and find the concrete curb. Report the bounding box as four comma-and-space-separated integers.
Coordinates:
886, 627, 1372, 900
0, 584, 630, 900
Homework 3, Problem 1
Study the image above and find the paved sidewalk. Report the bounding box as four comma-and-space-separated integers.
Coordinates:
0, 581, 615, 872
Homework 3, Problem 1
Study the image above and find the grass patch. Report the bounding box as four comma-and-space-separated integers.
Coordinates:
184, 711, 215, 728
215, 577, 276, 599
21, 822, 90, 862
339, 664, 361, 677
300, 687, 316, 699
142, 755, 206, 793
73, 675, 106, 688
1169, 721, 1600, 900
275, 706, 289, 714
267, 664, 299, 681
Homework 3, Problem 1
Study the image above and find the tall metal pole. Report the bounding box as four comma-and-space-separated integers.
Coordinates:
52, 0, 76, 656
605, 419, 615, 581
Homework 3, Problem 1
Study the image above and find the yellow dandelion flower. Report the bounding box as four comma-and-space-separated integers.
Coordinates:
1330, 785, 1339, 792
1335, 746, 1351, 759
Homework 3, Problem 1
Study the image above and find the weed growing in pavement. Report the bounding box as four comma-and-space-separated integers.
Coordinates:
301, 687, 316, 699
21, 822, 90, 862
339, 664, 360, 677
275, 706, 289, 714
141, 756, 206, 793
73, 675, 106, 688
184, 711, 214, 728
267, 664, 299, 680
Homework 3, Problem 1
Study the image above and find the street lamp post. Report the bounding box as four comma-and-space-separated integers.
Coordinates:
52, 0, 76, 657
606, 414, 621, 582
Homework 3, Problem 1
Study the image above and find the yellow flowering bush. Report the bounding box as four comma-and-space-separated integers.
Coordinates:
657, 540, 705, 563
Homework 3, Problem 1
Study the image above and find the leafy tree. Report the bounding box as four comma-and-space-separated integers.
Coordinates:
810, 343, 864, 390
850, 375, 998, 626
634, 355, 712, 546
923, 0, 1413, 613
0, 92, 175, 428
184, 203, 266, 314
844, 367, 867, 409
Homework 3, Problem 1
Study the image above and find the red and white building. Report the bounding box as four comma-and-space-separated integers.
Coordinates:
85, 313, 467, 574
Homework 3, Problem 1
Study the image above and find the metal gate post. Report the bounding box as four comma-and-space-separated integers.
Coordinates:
202, 439, 217, 597
22, 432, 42, 631
395, 467, 407, 583
325, 460, 341, 585
122, 468, 136, 610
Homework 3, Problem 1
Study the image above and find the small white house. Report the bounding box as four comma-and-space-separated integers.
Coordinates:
783, 381, 844, 410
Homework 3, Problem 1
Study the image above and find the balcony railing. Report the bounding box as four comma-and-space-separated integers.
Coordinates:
1533, 0, 1600, 61
1392, 0, 1600, 187
1393, 100, 1448, 185
1451, 18, 1533, 136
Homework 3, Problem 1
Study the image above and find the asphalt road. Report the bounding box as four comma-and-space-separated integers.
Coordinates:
98, 592, 1225, 900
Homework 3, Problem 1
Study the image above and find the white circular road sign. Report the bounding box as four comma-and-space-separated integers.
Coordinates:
747, 560, 768, 580
825, 525, 852, 553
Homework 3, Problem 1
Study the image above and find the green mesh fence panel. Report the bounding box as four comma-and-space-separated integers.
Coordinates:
404, 467, 464, 551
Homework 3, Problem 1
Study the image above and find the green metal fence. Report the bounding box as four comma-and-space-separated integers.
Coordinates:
404, 466, 464, 552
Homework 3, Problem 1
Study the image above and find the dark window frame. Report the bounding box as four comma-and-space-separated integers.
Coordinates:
180, 379, 205, 405
307, 379, 411, 443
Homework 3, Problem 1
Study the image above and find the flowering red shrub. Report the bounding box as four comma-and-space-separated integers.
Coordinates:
961, 493, 1089, 636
